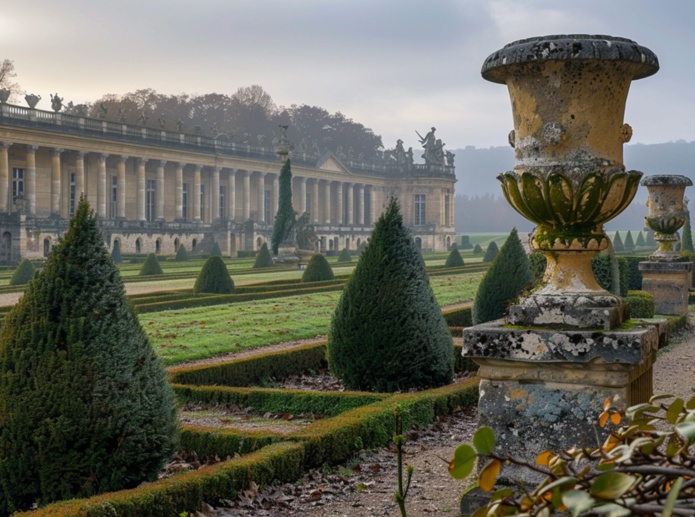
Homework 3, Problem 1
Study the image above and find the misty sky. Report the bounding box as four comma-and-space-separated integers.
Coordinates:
2, 0, 694, 150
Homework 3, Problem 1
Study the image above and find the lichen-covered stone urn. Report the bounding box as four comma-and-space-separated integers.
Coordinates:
642, 174, 693, 260
482, 35, 659, 328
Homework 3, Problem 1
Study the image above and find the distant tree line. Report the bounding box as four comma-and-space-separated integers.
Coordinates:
61, 86, 383, 160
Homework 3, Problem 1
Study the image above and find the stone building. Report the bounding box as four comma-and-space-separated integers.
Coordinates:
0, 101, 456, 263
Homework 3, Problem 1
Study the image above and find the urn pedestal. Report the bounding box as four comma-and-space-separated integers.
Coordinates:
463, 34, 662, 487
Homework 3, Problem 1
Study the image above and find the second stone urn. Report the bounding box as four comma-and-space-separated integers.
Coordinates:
483, 35, 660, 328
642, 175, 693, 260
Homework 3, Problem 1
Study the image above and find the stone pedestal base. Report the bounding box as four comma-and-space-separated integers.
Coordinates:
638, 260, 692, 315
463, 320, 659, 484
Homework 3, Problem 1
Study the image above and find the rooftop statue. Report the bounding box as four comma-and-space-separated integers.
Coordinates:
157, 114, 166, 129
138, 112, 148, 126
416, 127, 437, 165
176, 119, 184, 132
118, 109, 127, 123
98, 103, 108, 119
50, 93, 63, 112
445, 150, 455, 167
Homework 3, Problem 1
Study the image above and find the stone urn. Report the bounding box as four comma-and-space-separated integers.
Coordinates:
0, 89, 10, 104
482, 35, 659, 328
642, 175, 693, 260
24, 93, 41, 109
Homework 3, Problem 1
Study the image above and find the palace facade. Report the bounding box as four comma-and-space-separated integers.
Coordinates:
0, 101, 456, 263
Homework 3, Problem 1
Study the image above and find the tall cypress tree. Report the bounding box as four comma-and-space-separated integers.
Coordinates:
329, 198, 453, 392
624, 230, 635, 251
0, 198, 177, 513
472, 228, 533, 325
613, 231, 624, 252
271, 159, 296, 256
635, 231, 646, 248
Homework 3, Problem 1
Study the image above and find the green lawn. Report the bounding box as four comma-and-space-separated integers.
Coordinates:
145, 270, 483, 366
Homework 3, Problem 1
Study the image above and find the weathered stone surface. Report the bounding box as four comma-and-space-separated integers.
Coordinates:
507, 293, 623, 329
639, 260, 692, 315
463, 320, 658, 365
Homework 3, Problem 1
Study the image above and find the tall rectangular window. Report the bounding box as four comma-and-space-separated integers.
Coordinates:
146, 179, 155, 222
68, 173, 76, 215
110, 176, 118, 219
219, 185, 226, 219
12, 168, 24, 200
306, 191, 311, 215
414, 194, 426, 226
444, 193, 450, 226
264, 190, 271, 222
200, 184, 206, 222
182, 183, 189, 219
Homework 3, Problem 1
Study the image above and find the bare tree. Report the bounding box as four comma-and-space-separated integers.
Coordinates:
0, 59, 21, 100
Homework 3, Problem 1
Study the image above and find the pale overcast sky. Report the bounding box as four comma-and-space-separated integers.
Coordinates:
2, 0, 693, 150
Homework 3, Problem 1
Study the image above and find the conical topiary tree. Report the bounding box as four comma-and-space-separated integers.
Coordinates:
194, 255, 234, 294
473, 243, 483, 255
472, 228, 533, 325
682, 217, 694, 252
645, 230, 656, 246
482, 241, 499, 263
635, 231, 646, 247
0, 197, 177, 513
329, 199, 454, 392
337, 248, 352, 263
111, 239, 122, 264
613, 231, 624, 252
175, 244, 188, 261
139, 252, 163, 275
210, 241, 222, 257
253, 242, 274, 268
444, 247, 464, 268
624, 230, 635, 251
271, 159, 296, 256
302, 254, 334, 282
9, 258, 36, 286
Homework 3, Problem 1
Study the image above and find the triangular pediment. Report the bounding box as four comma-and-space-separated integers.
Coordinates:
316, 153, 350, 173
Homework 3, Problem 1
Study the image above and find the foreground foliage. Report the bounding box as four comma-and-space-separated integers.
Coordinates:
450, 394, 695, 516
0, 198, 177, 513
329, 198, 453, 391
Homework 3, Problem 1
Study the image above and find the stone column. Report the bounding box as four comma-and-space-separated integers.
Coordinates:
97, 153, 108, 218
175, 163, 183, 220
322, 180, 331, 224
155, 160, 165, 221
0, 142, 10, 213
299, 177, 307, 215
369, 186, 377, 225
346, 182, 354, 225
75, 151, 85, 200
26, 145, 38, 216
357, 184, 365, 225
117, 156, 128, 219
257, 172, 266, 222
212, 166, 220, 221
193, 165, 202, 222
242, 170, 251, 220
51, 148, 63, 217
336, 182, 343, 225
273, 173, 279, 223
137, 158, 147, 222
227, 169, 236, 220
311, 179, 319, 224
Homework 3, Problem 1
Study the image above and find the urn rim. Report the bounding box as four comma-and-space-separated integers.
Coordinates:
640, 174, 693, 187
482, 34, 659, 84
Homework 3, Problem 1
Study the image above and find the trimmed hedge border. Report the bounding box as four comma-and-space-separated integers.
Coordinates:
442, 305, 472, 327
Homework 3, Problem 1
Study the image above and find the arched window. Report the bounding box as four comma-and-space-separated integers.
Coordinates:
415, 237, 422, 250
174, 238, 180, 251
135, 238, 142, 254
446, 236, 451, 249
256, 237, 263, 250
192, 238, 197, 250
155, 238, 162, 254
345, 238, 350, 250
2, 232, 12, 262
43, 237, 50, 257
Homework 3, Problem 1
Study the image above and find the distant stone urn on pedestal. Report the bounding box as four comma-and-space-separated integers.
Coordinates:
0, 89, 10, 104
484, 35, 659, 329
24, 94, 41, 109
642, 175, 693, 261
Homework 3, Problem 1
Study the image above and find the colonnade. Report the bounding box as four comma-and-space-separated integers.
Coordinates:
0, 142, 378, 226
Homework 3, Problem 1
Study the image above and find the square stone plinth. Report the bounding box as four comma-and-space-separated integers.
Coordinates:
463, 320, 659, 485
639, 261, 692, 315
